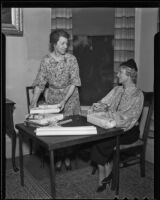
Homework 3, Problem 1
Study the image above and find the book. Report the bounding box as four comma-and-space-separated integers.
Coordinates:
38, 104, 60, 109
36, 126, 97, 136
30, 104, 61, 114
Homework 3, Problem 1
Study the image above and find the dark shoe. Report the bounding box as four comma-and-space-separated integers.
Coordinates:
101, 172, 113, 184
65, 164, 72, 171
91, 165, 97, 175
96, 183, 106, 193
55, 166, 62, 172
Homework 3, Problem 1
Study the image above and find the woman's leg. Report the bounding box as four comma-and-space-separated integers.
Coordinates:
98, 164, 105, 185
104, 161, 113, 178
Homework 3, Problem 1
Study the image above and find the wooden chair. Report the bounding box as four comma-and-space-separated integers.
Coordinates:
111, 91, 154, 190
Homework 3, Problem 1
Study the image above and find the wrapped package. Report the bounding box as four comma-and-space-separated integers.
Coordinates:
36, 126, 97, 136
87, 112, 116, 129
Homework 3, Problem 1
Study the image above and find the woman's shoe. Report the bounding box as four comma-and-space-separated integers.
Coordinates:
96, 183, 106, 193
55, 161, 62, 172
101, 172, 113, 184
64, 159, 72, 171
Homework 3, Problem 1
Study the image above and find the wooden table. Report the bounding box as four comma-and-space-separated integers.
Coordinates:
6, 98, 19, 172
15, 115, 123, 198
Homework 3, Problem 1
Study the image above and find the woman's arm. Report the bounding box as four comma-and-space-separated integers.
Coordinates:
59, 85, 76, 110
30, 86, 43, 108
108, 91, 144, 131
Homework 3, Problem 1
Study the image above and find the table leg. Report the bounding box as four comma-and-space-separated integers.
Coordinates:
18, 132, 24, 186
11, 130, 19, 172
115, 135, 120, 195
29, 139, 33, 155
49, 150, 56, 199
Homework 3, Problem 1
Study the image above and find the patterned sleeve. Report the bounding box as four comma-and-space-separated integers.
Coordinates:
101, 86, 119, 106
69, 55, 81, 87
112, 91, 144, 131
32, 57, 48, 90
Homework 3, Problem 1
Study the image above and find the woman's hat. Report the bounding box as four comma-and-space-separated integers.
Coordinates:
120, 59, 138, 71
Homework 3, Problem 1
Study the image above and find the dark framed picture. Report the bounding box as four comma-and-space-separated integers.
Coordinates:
2, 8, 23, 36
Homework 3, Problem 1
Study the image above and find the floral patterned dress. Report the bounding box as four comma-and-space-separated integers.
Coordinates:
32, 53, 81, 116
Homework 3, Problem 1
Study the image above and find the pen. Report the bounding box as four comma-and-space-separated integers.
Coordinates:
58, 119, 72, 125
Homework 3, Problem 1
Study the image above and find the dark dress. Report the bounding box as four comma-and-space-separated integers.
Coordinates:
91, 125, 140, 165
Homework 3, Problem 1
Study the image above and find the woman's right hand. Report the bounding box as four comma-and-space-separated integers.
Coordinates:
92, 103, 103, 112
29, 101, 37, 110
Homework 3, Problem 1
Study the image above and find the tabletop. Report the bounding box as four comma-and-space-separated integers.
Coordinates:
15, 115, 123, 151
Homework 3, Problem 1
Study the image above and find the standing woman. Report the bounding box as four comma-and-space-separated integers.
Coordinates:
30, 29, 81, 170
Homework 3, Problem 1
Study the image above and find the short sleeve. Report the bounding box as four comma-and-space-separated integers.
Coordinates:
69, 56, 81, 87
32, 58, 48, 90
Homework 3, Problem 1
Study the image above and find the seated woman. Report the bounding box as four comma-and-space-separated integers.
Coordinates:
88, 59, 144, 192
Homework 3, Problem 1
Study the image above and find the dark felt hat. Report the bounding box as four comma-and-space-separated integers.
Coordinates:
120, 59, 138, 71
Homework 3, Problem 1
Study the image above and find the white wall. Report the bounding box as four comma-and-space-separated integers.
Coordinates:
135, 8, 158, 163
6, 8, 51, 125
6, 8, 51, 157
135, 8, 158, 91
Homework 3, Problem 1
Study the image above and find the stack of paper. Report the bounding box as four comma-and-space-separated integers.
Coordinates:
87, 112, 116, 129
30, 104, 61, 114
36, 126, 97, 136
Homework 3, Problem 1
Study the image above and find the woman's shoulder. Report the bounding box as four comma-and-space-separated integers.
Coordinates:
132, 87, 144, 99
41, 53, 49, 60
41, 53, 53, 64
113, 85, 123, 92
65, 53, 77, 61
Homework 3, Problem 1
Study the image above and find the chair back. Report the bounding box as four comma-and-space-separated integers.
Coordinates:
139, 92, 154, 143
26, 86, 34, 113
26, 86, 46, 113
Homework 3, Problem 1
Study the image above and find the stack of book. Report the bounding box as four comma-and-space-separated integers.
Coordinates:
24, 104, 63, 127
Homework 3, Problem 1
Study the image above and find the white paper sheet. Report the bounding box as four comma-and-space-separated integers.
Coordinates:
36, 126, 97, 136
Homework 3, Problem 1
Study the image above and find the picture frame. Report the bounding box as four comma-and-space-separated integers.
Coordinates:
2, 8, 23, 36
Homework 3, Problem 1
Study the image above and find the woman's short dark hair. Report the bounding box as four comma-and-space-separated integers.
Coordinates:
49, 29, 70, 52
